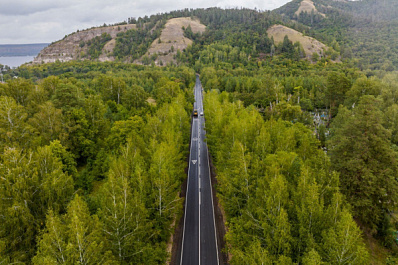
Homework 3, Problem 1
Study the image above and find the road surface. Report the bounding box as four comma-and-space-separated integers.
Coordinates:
180, 76, 219, 265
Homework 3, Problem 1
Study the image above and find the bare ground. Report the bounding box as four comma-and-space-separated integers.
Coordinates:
140, 17, 206, 66
267, 24, 327, 59
295, 0, 326, 17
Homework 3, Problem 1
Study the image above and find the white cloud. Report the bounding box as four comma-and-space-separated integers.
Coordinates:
0, 0, 291, 44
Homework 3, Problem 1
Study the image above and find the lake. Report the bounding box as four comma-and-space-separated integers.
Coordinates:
0, 56, 35, 68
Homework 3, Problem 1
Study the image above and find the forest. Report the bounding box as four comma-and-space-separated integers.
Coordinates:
2, 3, 398, 264
0, 61, 195, 264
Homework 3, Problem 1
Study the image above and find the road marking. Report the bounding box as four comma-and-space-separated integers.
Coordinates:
193, 137, 198, 141
180, 110, 196, 265
192, 160, 197, 165
198, 87, 201, 265
204, 118, 220, 265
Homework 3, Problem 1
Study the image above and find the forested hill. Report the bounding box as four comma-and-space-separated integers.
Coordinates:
4, 3, 398, 265
34, 8, 336, 66
34, 4, 398, 71
276, 0, 398, 71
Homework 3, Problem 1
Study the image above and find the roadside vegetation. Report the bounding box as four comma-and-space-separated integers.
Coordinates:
2, 3, 398, 263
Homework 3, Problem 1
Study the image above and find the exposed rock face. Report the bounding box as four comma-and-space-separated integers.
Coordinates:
267, 24, 327, 60
33, 24, 136, 64
295, 0, 326, 17
141, 17, 206, 65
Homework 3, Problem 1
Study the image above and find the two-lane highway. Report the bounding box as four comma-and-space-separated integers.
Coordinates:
180, 76, 219, 265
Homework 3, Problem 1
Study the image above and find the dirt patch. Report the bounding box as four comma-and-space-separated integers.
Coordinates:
295, 0, 326, 17
267, 24, 327, 60
146, 97, 157, 106
141, 17, 206, 66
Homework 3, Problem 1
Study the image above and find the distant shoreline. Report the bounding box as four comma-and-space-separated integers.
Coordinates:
0, 56, 35, 68
0, 43, 49, 57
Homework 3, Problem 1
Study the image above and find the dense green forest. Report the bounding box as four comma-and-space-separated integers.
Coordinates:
2, 2, 398, 264
199, 59, 398, 263
204, 90, 368, 264
0, 61, 195, 264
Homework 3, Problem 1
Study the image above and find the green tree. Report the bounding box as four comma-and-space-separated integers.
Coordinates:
326, 72, 351, 119
2, 78, 33, 107
344, 76, 382, 108
121, 84, 148, 110
29, 101, 64, 145
32, 210, 68, 264
0, 96, 34, 151
0, 146, 74, 263
52, 83, 83, 112
34, 195, 117, 264
98, 165, 149, 263
328, 95, 398, 228
321, 210, 369, 264
302, 249, 323, 265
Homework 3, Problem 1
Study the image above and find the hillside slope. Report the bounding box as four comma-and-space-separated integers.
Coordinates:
33, 24, 136, 64
267, 24, 327, 60
295, 0, 325, 17
275, 0, 398, 70
140, 17, 206, 65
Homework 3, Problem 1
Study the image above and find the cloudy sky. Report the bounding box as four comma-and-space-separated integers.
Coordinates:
0, 0, 291, 44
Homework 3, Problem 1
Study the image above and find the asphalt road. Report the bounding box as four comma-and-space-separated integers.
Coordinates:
180, 76, 219, 265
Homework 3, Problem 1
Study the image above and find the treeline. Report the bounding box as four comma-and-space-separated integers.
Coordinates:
198, 62, 360, 119
203, 90, 368, 264
0, 61, 195, 263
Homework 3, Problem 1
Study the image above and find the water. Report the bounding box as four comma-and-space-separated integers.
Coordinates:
0, 56, 35, 68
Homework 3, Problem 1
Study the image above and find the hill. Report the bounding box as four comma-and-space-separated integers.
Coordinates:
276, 0, 398, 70
34, 24, 136, 64
32, 3, 398, 71
295, 0, 325, 17
139, 17, 206, 65
267, 24, 327, 60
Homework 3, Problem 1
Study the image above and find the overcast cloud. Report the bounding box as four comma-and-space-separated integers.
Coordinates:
0, 0, 290, 44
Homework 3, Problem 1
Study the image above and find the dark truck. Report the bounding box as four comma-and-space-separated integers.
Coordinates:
193, 109, 198, 117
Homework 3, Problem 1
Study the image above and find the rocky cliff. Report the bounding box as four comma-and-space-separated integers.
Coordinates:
33, 24, 136, 64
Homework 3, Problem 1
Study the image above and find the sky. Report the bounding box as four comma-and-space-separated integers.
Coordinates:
0, 0, 291, 44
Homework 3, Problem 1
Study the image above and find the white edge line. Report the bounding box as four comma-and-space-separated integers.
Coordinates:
180, 92, 196, 265
203, 88, 220, 265
198, 106, 201, 265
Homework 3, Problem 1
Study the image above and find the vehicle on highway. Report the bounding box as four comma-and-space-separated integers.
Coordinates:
193, 109, 198, 117
200, 111, 204, 116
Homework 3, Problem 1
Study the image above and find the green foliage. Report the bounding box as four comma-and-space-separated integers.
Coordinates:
0, 146, 74, 263
0, 96, 35, 151
33, 195, 117, 264
84, 32, 112, 59
204, 90, 368, 263
0, 61, 193, 263
329, 96, 398, 229
113, 21, 164, 61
